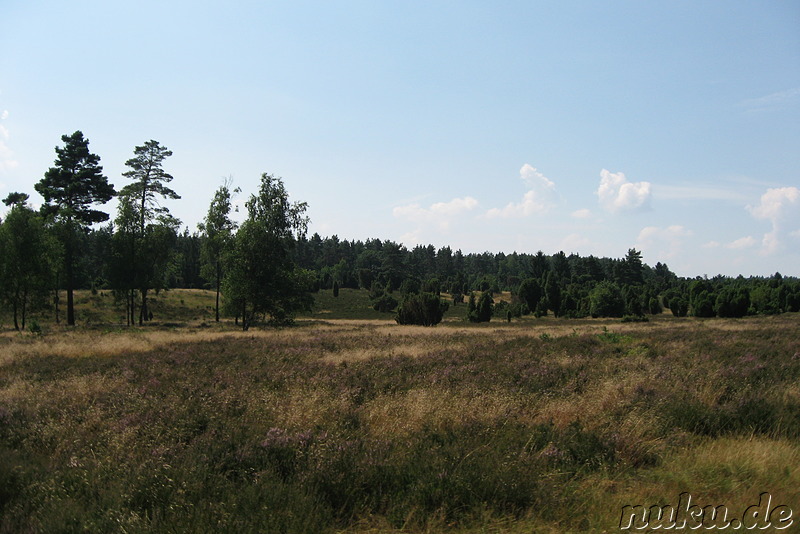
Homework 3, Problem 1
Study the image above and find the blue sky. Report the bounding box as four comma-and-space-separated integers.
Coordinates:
1, 1, 798, 276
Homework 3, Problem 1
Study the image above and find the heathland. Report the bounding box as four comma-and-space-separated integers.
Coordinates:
1, 288, 798, 532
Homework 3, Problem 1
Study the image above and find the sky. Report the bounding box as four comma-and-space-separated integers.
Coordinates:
1, 1, 798, 277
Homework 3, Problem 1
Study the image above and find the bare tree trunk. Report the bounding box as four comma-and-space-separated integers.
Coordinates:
215, 260, 221, 322
139, 288, 148, 326
66, 237, 75, 326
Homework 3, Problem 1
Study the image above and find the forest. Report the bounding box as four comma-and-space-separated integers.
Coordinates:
1, 131, 799, 332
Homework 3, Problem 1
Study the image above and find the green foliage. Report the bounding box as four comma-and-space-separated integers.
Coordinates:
467, 291, 493, 322
669, 297, 689, 317
198, 180, 239, 322
395, 292, 449, 326
516, 278, 542, 315
0, 198, 55, 330
223, 173, 312, 328
715, 286, 749, 318
35, 131, 114, 326
544, 272, 562, 317
749, 283, 783, 315
589, 281, 625, 318
113, 140, 182, 325
692, 290, 716, 317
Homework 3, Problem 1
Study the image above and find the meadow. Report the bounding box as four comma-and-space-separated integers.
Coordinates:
1, 289, 798, 532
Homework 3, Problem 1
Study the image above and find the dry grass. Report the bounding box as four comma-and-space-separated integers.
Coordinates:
1, 313, 798, 533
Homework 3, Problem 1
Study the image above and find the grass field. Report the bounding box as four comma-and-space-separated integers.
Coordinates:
1, 289, 799, 532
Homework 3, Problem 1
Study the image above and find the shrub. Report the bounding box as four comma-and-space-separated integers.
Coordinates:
715, 287, 749, 318
588, 281, 625, 318
467, 292, 493, 323
395, 292, 449, 326
692, 290, 716, 317
372, 293, 398, 313
669, 297, 688, 317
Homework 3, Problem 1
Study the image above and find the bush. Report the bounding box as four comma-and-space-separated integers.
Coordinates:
588, 281, 625, 318
467, 292, 493, 323
715, 287, 749, 318
372, 293, 398, 313
692, 290, 716, 317
395, 292, 449, 326
669, 297, 688, 317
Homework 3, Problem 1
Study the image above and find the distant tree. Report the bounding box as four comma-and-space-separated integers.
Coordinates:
118, 140, 181, 324
369, 281, 398, 313
517, 278, 542, 314
530, 250, 549, 279
616, 248, 644, 286
692, 291, 716, 318
544, 272, 562, 317
199, 180, 239, 322
395, 292, 449, 326
669, 297, 689, 317
223, 173, 313, 329
468, 291, 493, 322
589, 281, 625, 318
35, 131, 115, 326
0, 194, 55, 330
715, 286, 749, 318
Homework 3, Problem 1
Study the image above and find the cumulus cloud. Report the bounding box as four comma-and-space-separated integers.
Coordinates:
560, 233, 591, 252
636, 225, 692, 260
726, 236, 757, 250
0, 109, 19, 173
571, 208, 591, 219
597, 169, 651, 213
746, 187, 800, 254
486, 164, 556, 219
393, 196, 479, 231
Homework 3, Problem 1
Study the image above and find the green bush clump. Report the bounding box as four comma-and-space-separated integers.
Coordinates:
395, 292, 449, 326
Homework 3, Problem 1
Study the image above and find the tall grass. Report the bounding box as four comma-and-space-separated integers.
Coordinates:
1, 314, 798, 532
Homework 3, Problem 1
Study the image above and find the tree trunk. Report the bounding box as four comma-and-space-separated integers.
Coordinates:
215, 260, 221, 322
66, 236, 75, 326
21, 288, 27, 331
54, 272, 60, 325
139, 288, 148, 326
12, 297, 19, 331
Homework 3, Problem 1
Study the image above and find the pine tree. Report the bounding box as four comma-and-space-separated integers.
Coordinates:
35, 131, 114, 326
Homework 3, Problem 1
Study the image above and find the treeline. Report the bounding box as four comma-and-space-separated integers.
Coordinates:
2, 131, 799, 330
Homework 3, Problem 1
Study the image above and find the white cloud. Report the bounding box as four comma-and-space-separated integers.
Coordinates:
393, 196, 479, 231
702, 241, 721, 249
571, 208, 591, 219
726, 236, 757, 250
0, 110, 19, 173
746, 187, 800, 254
486, 164, 556, 219
740, 87, 800, 112
597, 169, 651, 213
560, 233, 591, 252
636, 225, 692, 260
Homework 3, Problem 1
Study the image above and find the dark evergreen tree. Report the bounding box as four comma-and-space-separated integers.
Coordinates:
35, 131, 114, 325
395, 292, 449, 326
